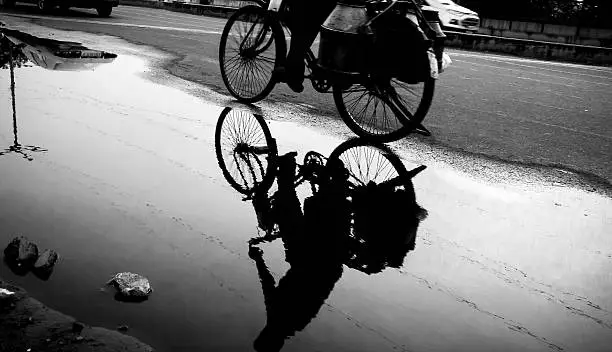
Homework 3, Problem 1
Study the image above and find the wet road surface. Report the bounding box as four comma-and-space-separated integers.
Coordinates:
0, 14, 611, 352
1, 4, 611, 185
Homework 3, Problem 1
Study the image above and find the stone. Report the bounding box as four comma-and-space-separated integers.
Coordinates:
72, 322, 85, 334
4, 236, 38, 267
34, 249, 59, 271
107, 273, 153, 301
0, 288, 18, 310
117, 325, 129, 332
0, 288, 15, 297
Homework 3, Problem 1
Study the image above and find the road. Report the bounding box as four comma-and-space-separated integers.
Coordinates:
0, 4, 611, 352
1, 4, 611, 187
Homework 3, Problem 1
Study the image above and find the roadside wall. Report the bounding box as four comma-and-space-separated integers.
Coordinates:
479, 18, 612, 48
118, 0, 612, 66
444, 32, 612, 66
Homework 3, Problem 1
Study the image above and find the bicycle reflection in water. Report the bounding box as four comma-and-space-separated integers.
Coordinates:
215, 106, 428, 352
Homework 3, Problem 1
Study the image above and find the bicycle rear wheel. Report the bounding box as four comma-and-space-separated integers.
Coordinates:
215, 107, 278, 195
333, 77, 435, 143
330, 139, 426, 275
219, 5, 286, 103
327, 138, 410, 190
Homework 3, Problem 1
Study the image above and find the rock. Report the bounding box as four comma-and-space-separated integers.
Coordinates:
0, 288, 18, 310
107, 273, 152, 302
117, 325, 129, 332
0, 288, 15, 297
33, 249, 59, 280
72, 322, 85, 334
4, 236, 38, 267
34, 249, 59, 271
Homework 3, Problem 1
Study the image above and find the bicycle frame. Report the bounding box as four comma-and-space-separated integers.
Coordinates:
219, 0, 438, 139
255, 0, 435, 92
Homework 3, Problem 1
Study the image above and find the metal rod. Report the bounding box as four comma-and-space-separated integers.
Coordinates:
8, 38, 19, 147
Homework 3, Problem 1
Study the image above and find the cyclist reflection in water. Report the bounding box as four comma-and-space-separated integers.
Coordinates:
248, 152, 426, 352
249, 152, 349, 352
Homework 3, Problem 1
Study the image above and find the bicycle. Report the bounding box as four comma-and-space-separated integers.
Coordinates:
215, 107, 428, 267
218, 0, 447, 142
215, 105, 425, 199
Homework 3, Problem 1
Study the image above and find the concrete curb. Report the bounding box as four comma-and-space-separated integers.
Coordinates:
119, 0, 611, 66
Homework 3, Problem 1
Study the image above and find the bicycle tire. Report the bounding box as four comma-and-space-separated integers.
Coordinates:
219, 5, 286, 103
333, 77, 435, 143
327, 138, 412, 191
215, 107, 278, 195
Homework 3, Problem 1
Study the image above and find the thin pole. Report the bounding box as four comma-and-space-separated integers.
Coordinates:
8, 38, 18, 147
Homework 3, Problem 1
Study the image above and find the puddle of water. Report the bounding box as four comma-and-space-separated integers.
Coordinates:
0, 28, 611, 352
2, 28, 117, 70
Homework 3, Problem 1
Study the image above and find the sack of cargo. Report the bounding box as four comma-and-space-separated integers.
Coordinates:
317, 1, 373, 73
367, 5, 433, 83
317, 0, 439, 82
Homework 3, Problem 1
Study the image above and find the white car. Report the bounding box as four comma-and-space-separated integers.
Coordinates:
422, 0, 480, 33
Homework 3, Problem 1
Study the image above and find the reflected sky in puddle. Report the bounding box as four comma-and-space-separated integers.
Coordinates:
0, 28, 611, 352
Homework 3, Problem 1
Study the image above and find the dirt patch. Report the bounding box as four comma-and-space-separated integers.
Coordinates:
0, 278, 154, 352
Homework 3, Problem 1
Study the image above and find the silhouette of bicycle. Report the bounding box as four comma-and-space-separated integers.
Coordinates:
215, 106, 425, 197
215, 106, 427, 272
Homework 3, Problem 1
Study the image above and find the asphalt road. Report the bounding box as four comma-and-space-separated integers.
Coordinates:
1, 5, 612, 352
1, 4, 611, 187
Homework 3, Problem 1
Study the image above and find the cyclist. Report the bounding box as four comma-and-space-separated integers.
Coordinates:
274, 0, 338, 93
248, 152, 350, 351
247, 151, 427, 351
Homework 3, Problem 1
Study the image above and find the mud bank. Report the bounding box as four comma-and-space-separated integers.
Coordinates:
0, 278, 154, 352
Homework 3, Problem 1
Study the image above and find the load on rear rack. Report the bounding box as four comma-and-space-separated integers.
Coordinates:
318, 0, 447, 82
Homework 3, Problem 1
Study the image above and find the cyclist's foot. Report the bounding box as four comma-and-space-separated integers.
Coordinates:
286, 79, 304, 93
273, 67, 304, 93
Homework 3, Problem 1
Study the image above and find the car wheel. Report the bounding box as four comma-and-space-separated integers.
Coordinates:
97, 5, 112, 17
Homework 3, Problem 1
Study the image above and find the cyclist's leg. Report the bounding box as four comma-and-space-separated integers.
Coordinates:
278, 0, 336, 92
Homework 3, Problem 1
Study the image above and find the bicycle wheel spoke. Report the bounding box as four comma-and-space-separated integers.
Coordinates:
343, 86, 369, 94
338, 144, 401, 187
389, 79, 427, 120
341, 81, 405, 137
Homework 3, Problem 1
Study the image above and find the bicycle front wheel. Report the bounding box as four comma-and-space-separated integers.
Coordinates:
333, 77, 435, 142
215, 107, 278, 195
219, 5, 286, 103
